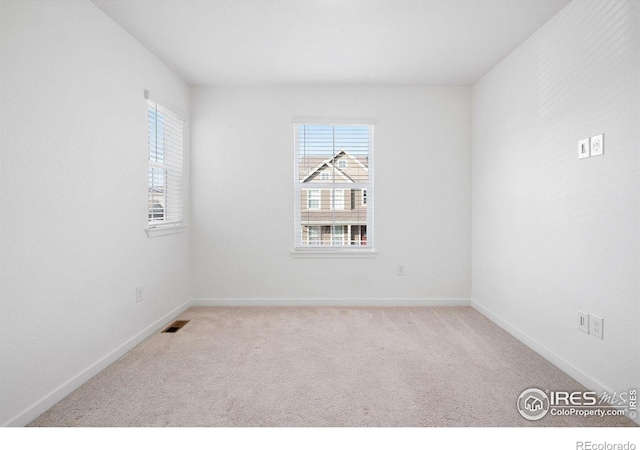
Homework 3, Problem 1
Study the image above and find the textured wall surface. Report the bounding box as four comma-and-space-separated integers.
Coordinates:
472, 0, 639, 398
0, 0, 190, 426
190, 86, 471, 303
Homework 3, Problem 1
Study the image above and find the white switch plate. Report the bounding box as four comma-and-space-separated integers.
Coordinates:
578, 310, 589, 333
578, 138, 590, 159
589, 314, 604, 339
590, 134, 604, 156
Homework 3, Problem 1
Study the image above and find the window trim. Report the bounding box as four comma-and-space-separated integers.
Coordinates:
146, 223, 187, 238
292, 119, 375, 255
290, 249, 377, 258
145, 90, 186, 236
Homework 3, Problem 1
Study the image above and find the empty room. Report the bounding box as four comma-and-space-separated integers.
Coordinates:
1, 0, 639, 443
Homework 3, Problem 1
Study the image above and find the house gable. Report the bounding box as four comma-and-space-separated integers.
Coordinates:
300, 149, 368, 184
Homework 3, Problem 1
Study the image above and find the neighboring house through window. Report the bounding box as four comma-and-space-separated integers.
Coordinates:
294, 122, 374, 250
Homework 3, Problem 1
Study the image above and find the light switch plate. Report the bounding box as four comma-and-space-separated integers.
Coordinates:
590, 134, 604, 156
578, 138, 590, 159
578, 310, 589, 334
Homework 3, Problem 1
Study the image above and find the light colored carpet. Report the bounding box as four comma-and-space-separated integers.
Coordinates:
29, 306, 635, 427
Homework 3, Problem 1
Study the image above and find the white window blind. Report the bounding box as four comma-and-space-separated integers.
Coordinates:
147, 93, 184, 228
294, 123, 373, 251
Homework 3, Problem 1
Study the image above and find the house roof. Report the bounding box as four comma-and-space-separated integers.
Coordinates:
299, 149, 368, 184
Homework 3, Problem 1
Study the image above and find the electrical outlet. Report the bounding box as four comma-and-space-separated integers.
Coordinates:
590, 134, 604, 157
589, 314, 604, 339
136, 286, 143, 303
578, 138, 590, 159
397, 265, 405, 276
577, 310, 589, 334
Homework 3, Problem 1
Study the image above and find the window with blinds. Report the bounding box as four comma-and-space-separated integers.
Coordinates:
294, 123, 374, 251
147, 92, 184, 229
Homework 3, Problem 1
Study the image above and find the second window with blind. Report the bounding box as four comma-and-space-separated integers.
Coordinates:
293, 122, 374, 251
146, 91, 184, 232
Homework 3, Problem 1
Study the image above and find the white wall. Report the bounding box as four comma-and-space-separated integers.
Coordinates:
472, 0, 639, 399
0, 0, 190, 426
190, 86, 471, 304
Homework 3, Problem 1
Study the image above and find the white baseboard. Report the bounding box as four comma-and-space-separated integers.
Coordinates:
4, 299, 191, 427
190, 298, 472, 307
471, 299, 640, 426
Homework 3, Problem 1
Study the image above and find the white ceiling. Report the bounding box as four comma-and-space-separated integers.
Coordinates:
91, 0, 570, 86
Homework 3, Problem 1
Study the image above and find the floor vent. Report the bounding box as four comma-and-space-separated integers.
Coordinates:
162, 320, 190, 333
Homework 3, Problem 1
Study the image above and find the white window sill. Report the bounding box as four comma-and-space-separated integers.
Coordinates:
290, 249, 377, 258
146, 224, 187, 238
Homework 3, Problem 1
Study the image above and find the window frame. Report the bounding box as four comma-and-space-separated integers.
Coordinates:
292, 120, 375, 256
145, 90, 187, 237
